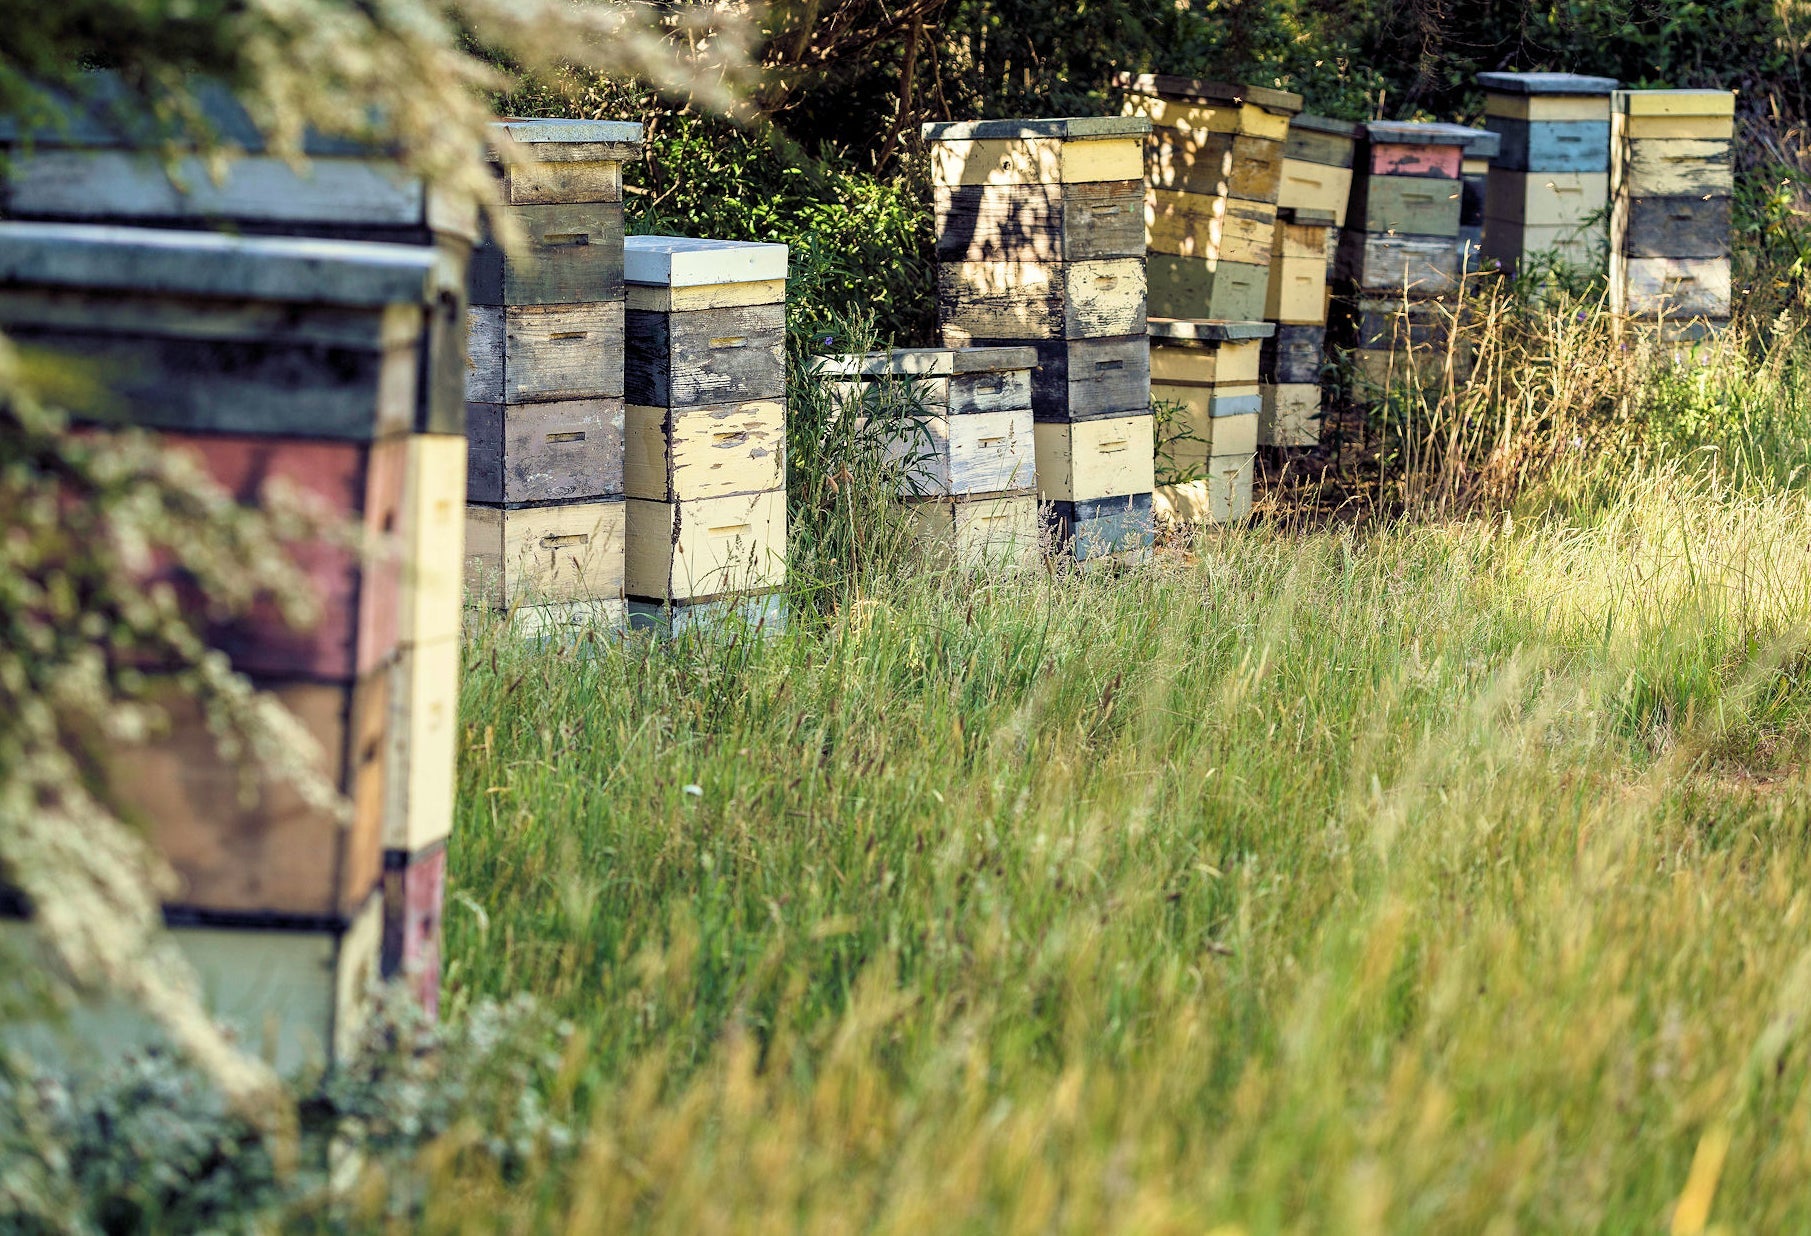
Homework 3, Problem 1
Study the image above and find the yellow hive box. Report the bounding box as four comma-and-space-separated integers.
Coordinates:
1259, 383, 1321, 447
1145, 191, 1276, 265
626, 489, 786, 603
397, 433, 467, 649
1154, 452, 1255, 525
1033, 415, 1156, 502
922, 118, 1149, 186
1277, 158, 1352, 225
465, 499, 625, 608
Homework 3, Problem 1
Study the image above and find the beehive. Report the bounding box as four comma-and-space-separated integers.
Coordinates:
1280, 114, 1360, 231
1609, 90, 1736, 336
1149, 317, 1272, 523
623, 237, 789, 628
0, 221, 451, 1066
924, 116, 1155, 562
820, 347, 1040, 568
1261, 207, 1335, 445
1120, 76, 1305, 322
1456, 128, 1502, 269
1478, 71, 1618, 279
464, 120, 642, 640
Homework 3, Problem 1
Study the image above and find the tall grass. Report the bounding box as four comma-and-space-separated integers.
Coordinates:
422, 439, 1811, 1229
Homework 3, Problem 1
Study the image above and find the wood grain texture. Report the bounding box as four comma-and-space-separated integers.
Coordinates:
1490, 119, 1611, 172
625, 490, 786, 602
156, 433, 404, 679
625, 279, 786, 313
1335, 232, 1460, 295
1000, 334, 1151, 422
467, 202, 626, 306
882, 407, 1036, 497
1285, 125, 1357, 168
1044, 492, 1156, 560
1265, 250, 1328, 323
1153, 454, 1253, 525
949, 367, 1035, 414
1622, 257, 1731, 317
1622, 195, 1731, 258
1622, 139, 1733, 196
466, 397, 625, 504
383, 636, 458, 856
108, 674, 387, 922
1483, 172, 1609, 227
1349, 174, 1464, 237
464, 499, 626, 608
624, 399, 786, 501
934, 181, 1145, 261
496, 159, 624, 206
380, 843, 445, 1019
397, 433, 467, 648
1480, 220, 1606, 273
1484, 94, 1610, 122
1261, 326, 1326, 383
1618, 113, 1734, 140
1155, 399, 1257, 470
928, 136, 1143, 186
939, 259, 1147, 342
1276, 158, 1352, 225
1150, 335, 1264, 386
1033, 414, 1156, 501
1146, 254, 1270, 321
624, 302, 787, 408
465, 301, 625, 404
1259, 383, 1322, 445
1368, 142, 1462, 179
1615, 90, 1735, 118
3, 309, 419, 440
1145, 192, 1276, 264
1144, 132, 1284, 201
1127, 96, 1291, 140
906, 494, 1040, 570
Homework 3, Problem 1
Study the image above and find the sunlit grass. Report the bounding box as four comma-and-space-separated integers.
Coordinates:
440, 453, 1811, 1231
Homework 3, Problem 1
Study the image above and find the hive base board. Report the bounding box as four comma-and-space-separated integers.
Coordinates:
1154, 453, 1255, 525
0, 893, 380, 1076
1044, 493, 1155, 561
627, 593, 788, 637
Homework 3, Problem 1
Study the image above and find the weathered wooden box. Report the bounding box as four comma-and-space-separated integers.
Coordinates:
625, 490, 787, 603
939, 258, 1147, 342
1259, 384, 1322, 447
1479, 72, 1618, 123
1489, 119, 1611, 172
1046, 493, 1155, 560
905, 493, 1041, 569
626, 399, 785, 502
935, 181, 1145, 262
1280, 115, 1359, 228
105, 671, 388, 923
1348, 174, 1463, 238
1015, 335, 1152, 422
1261, 323, 1328, 384
152, 430, 407, 681
922, 117, 1149, 185
0, 222, 437, 441
1147, 253, 1269, 321
1266, 214, 1334, 324
466, 499, 627, 608
1335, 231, 1460, 296
1119, 75, 1303, 143
397, 434, 468, 650
1153, 454, 1254, 526
818, 346, 1037, 498
1033, 415, 1156, 503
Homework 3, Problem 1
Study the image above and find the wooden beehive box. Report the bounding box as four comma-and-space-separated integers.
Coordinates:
1609, 90, 1736, 325
1477, 72, 1618, 278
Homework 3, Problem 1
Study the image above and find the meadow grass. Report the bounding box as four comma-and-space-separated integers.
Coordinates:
439, 440, 1811, 1230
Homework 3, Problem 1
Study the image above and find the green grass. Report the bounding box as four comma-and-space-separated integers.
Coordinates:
439, 456, 1811, 1231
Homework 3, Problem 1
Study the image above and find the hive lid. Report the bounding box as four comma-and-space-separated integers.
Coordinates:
920, 116, 1151, 142
1148, 317, 1277, 343
1279, 207, 1338, 226
0, 71, 402, 158
491, 119, 644, 162
816, 346, 1039, 377
1453, 127, 1501, 158
1114, 74, 1304, 116
1476, 71, 1619, 95
1612, 89, 1736, 117
1363, 120, 1484, 147
624, 235, 789, 287
1290, 113, 1362, 138
0, 221, 441, 306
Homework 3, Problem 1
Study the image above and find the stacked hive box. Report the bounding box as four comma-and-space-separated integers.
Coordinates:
465, 121, 642, 638
1261, 207, 1335, 445
922, 117, 1155, 562
0, 222, 444, 1072
1338, 122, 1472, 387
819, 347, 1040, 568
1478, 72, 1618, 279
1271, 115, 1359, 439
1120, 75, 1305, 321
1609, 90, 1736, 337
623, 237, 789, 629
1150, 319, 1274, 523
0, 82, 477, 1019
1280, 114, 1360, 233
1457, 128, 1502, 269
